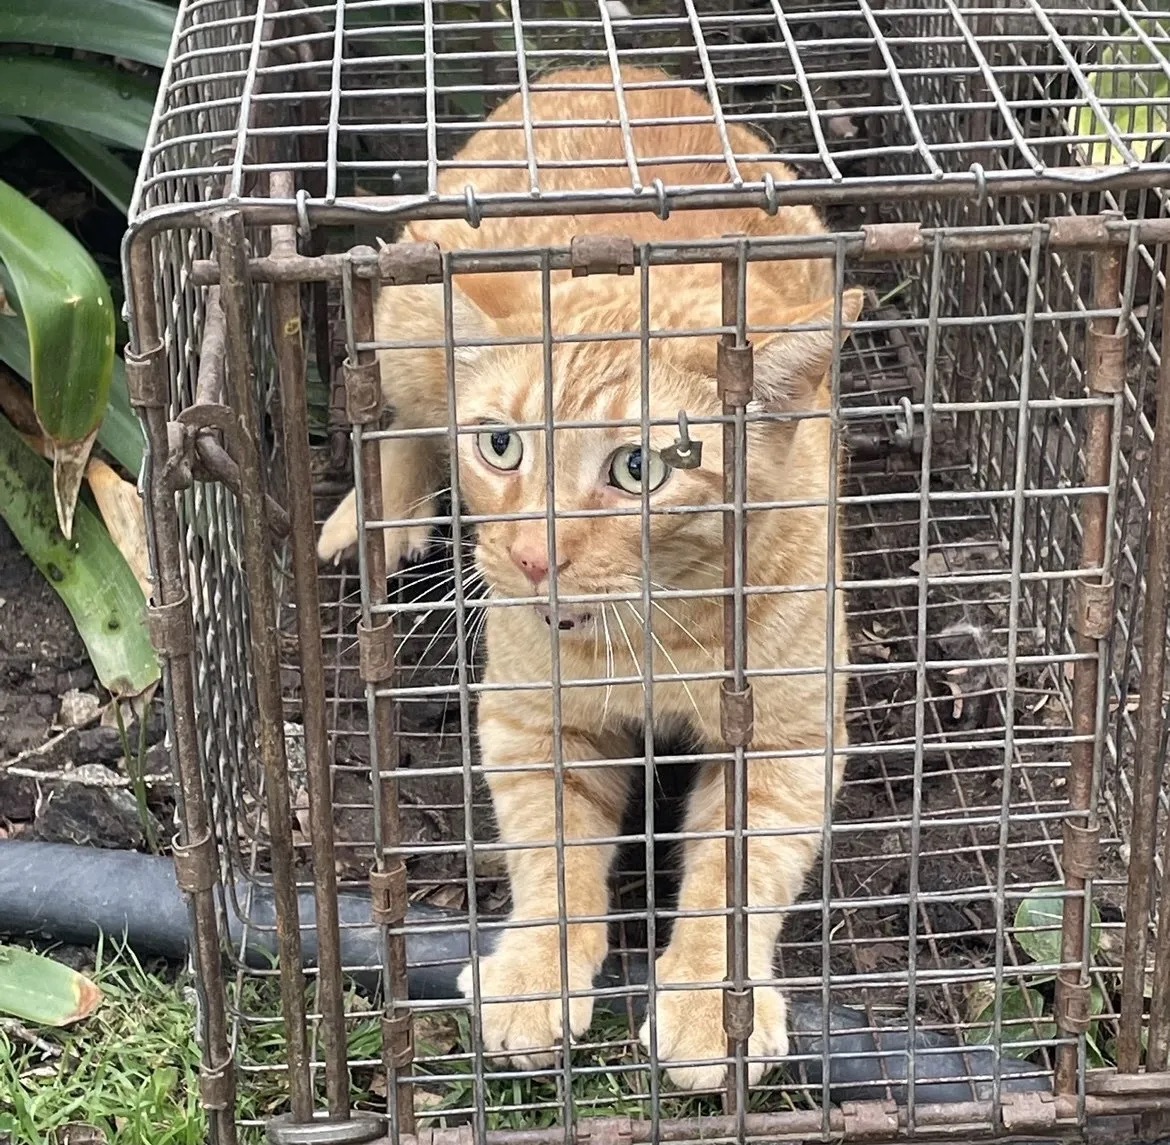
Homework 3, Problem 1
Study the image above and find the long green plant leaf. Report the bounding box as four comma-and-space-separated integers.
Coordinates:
0, 946, 102, 1027
0, 0, 175, 69
0, 413, 158, 695
35, 124, 138, 217
0, 302, 144, 478
0, 180, 116, 536
0, 58, 154, 151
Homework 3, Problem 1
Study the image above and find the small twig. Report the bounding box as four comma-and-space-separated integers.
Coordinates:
0, 1017, 62, 1057
0, 727, 78, 773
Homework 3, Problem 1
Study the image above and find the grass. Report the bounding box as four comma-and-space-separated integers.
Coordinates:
0, 944, 813, 1144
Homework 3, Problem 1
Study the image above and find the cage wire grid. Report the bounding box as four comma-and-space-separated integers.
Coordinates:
120, 2, 1170, 1143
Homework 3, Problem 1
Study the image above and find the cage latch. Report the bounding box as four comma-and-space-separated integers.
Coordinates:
570, 235, 635, 277
720, 683, 754, 748
860, 223, 923, 260
377, 240, 443, 286
1000, 1090, 1058, 1132
124, 341, 167, 409
381, 1012, 414, 1070
358, 618, 395, 683
840, 1100, 899, 1138
576, 1116, 633, 1145
1056, 970, 1093, 1035
343, 359, 382, 426
172, 828, 217, 895
370, 860, 408, 926
722, 985, 753, 1040
1071, 579, 1114, 640
717, 343, 754, 407
1088, 328, 1128, 395
147, 594, 194, 658
1062, 818, 1100, 879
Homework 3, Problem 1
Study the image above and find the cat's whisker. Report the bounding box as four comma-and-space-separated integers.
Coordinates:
599, 605, 615, 725
630, 603, 704, 731
611, 602, 644, 696
648, 597, 709, 656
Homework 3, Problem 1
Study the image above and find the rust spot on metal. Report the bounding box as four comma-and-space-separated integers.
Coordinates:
378, 240, 443, 285
172, 829, 217, 894
344, 359, 382, 426
1071, 579, 1114, 640
146, 594, 195, 657
570, 234, 636, 277
722, 985, 754, 1041
861, 222, 923, 259
358, 618, 395, 683
720, 682, 754, 748
1047, 214, 1112, 248
1062, 819, 1101, 879
716, 343, 753, 408
1088, 328, 1128, 395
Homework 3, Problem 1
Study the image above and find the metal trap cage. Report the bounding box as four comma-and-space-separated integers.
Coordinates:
122, 2, 1170, 1143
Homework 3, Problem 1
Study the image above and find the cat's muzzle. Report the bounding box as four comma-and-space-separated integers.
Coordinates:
533, 602, 594, 632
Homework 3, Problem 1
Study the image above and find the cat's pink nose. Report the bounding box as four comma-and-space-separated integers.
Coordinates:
510, 544, 569, 585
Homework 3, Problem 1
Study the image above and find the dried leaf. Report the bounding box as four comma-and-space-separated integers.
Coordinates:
909, 551, 949, 578
84, 456, 150, 598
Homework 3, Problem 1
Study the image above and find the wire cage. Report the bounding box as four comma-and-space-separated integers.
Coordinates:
123, 2, 1170, 1143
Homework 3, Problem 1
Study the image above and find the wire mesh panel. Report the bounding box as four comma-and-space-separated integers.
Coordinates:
123, 2, 1170, 1144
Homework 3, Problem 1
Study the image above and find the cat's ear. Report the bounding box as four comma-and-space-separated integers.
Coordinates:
752, 287, 864, 407
450, 286, 494, 370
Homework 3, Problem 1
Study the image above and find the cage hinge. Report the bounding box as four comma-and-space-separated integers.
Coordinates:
1063, 819, 1101, 878
1046, 215, 1113, 249
172, 829, 218, 894
370, 860, 408, 926
861, 223, 923, 260
576, 1117, 633, 1145
1056, 970, 1093, 1035
1000, 1090, 1058, 1132
381, 1011, 414, 1070
722, 984, 754, 1041
720, 683, 754, 747
358, 618, 395, 683
378, 240, 443, 286
147, 594, 194, 658
716, 343, 754, 407
124, 342, 167, 409
570, 235, 636, 277
265, 1111, 385, 1145
1072, 579, 1114, 640
343, 358, 382, 425
840, 1100, 899, 1138
198, 1053, 235, 1111
1087, 328, 1128, 395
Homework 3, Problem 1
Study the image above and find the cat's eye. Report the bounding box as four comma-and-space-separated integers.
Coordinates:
476, 426, 523, 471
608, 445, 668, 495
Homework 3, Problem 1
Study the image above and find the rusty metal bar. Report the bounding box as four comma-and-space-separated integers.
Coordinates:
1113, 242, 1170, 1075
1053, 244, 1123, 1095
1137, 240, 1170, 1072
184, 216, 1170, 287
718, 242, 752, 1116
211, 208, 313, 1122
343, 249, 414, 1133
124, 233, 239, 1145
269, 170, 351, 1120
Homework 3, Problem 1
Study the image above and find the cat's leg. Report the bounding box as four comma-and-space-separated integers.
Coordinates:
317, 434, 440, 568
638, 746, 830, 1090
458, 692, 630, 1069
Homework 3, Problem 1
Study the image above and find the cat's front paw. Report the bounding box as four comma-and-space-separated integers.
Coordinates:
638, 960, 788, 1090
317, 495, 434, 569
457, 930, 600, 1070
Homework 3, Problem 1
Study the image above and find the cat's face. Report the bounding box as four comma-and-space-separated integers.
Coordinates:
449, 285, 863, 636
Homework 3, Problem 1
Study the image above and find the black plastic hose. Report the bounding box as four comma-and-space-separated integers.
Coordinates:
0, 840, 1048, 1104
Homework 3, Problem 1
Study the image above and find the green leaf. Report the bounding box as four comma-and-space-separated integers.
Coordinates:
0, 57, 155, 151
35, 124, 138, 217
1014, 885, 1102, 966
968, 985, 1057, 1060
0, 946, 102, 1027
1068, 30, 1170, 166
0, 180, 116, 535
0, 412, 158, 696
0, 0, 175, 69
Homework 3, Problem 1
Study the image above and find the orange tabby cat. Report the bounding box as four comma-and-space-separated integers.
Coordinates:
318, 66, 860, 1089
